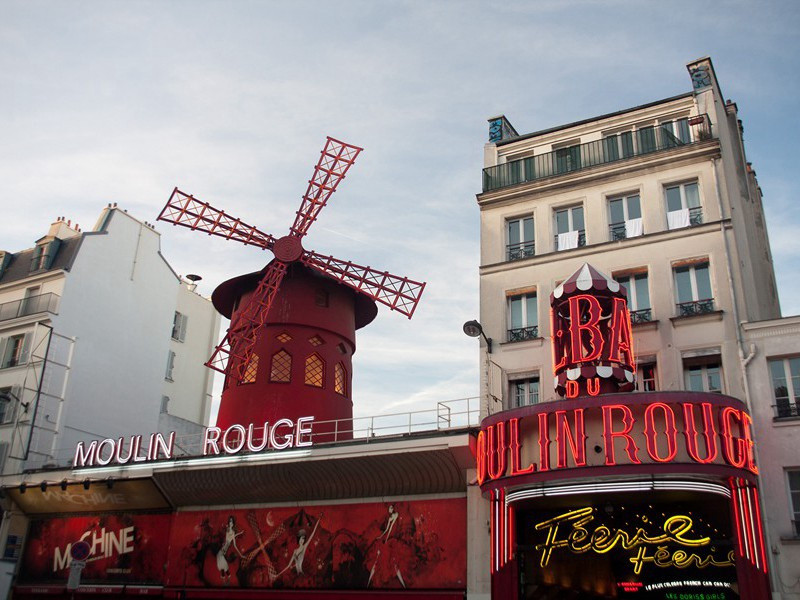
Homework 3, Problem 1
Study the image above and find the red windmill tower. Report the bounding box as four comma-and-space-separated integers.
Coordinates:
157, 138, 425, 439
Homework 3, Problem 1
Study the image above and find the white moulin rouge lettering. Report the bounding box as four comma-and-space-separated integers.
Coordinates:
72, 417, 314, 468
53, 525, 135, 571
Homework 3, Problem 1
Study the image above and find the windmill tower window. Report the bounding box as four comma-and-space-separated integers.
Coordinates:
270, 350, 292, 383
309, 335, 324, 347
315, 289, 329, 307
241, 353, 259, 384
334, 363, 347, 396
304, 354, 325, 388
276, 332, 292, 343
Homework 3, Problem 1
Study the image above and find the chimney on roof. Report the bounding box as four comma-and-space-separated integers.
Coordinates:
46, 217, 81, 241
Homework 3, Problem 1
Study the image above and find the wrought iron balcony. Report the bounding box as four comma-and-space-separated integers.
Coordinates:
0, 293, 60, 323
689, 206, 703, 226
794, 520, 800, 537
506, 242, 535, 261
609, 222, 627, 241
773, 402, 800, 419
676, 298, 715, 317
483, 115, 713, 192
553, 230, 586, 251
507, 325, 539, 342
630, 308, 652, 324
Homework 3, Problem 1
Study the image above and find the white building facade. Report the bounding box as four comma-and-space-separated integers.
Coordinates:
0, 205, 220, 475
476, 57, 798, 598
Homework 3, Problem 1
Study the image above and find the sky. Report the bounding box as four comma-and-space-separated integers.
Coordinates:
2, 0, 799, 423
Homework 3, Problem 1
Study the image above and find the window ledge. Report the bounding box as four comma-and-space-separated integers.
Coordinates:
772, 416, 800, 424
670, 310, 724, 326
632, 319, 659, 331
500, 336, 545, 349
780, 536, 800, 544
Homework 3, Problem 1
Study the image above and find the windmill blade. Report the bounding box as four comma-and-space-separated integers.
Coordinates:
206, 262, 289, 377
302, 251, 425, 318
158, 188, 276, 250
289, 138, 363, 238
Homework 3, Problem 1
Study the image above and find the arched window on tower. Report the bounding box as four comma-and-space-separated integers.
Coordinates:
334, 362, 347, 396
270, 350, 292, 383
241, 353, 259, 384
304, 353, 324, 388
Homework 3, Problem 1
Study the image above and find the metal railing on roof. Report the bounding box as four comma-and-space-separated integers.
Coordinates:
483, 115, 713, 192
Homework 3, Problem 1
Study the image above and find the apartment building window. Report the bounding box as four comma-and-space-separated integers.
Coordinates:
511, 376, 539, 407
171, 312, 188, 342
165, 351, 176, 381
769, 357, 800, 418
602, 132, 635, 161
0, 387, 16, 424
666, 181, 702, 229
507, 216, 535, 261
660, 118, 691, 147
674, 261, 714, 316
554, 206, 585, 250
608, 194, 642, 240
1, 334, 27, 369
554, 144, 581, 174
637, 126, 657, 154
508, 291, 538, 342
684, 362, 722, 393
614, 271, 651, 323
788, 471, 800, 537
637, 361, 658, 391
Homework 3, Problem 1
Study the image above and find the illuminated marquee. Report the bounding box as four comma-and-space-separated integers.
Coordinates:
73, 417, 314, 468
475, 395, 757, 487
551, 263, 635, 398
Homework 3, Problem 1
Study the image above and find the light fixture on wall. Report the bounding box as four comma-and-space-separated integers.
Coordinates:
463, 320, 493, 353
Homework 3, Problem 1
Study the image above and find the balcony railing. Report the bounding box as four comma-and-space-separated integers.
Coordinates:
483, 115, 713, 192
630, 308, 652, 324
0, 293, 60, 323
506, 241, 535, 261
676, 298, 715, 317
773, 402, 800, 419
554, 230, 586, 251
508, 325, 539, 342
609, 222, 627, 241
689, 206, 703, 226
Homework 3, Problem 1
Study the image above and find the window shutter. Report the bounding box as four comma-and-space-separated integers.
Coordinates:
45, 239, 62, 269
20, 334, 31, 364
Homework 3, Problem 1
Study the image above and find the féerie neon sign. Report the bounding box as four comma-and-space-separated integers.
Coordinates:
534, 507, 735, 574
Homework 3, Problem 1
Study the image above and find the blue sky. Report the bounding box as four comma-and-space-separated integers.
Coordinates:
2, 0, 799, 421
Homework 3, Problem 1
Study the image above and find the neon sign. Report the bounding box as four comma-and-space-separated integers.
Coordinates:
73, 417, 315, 468
533, 507, 735, 575
551, 264, 636, 398
476, 397, 757, 486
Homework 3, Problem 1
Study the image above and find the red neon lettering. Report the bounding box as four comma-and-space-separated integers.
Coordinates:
602, 404, 641, 465
475, 430, 487, 486
741, 411, 758, 475
568, 294, 604, 362
565, 380, 579, 398
556, 409, 587, 468
551, 308, 567, 371
643, 402, 678, 463
586, 377, 600, 396
607, 297, 634, 366
682, 402, 718, 464
487, 423, 507, 480
538, 412, 551, 472
720, 407, 747, 469
509, 418, 535, 476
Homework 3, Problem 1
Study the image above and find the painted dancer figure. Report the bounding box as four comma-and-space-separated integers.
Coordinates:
216, 516, 244, 584
367, 504, 411, 588
277, 513, 323, 577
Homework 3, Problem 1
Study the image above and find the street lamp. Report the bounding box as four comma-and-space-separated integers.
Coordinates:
463, 319, 492, 353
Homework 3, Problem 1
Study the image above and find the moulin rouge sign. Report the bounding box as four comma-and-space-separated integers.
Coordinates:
476, 264, 758, 487
73, 417, 314, 468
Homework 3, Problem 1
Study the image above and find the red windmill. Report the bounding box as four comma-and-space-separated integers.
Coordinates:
157, 137, 425, 437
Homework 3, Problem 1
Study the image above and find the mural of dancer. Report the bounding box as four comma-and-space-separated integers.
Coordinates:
276, 512, 323, 577
367, 504, 415, 588
217, 516, 244, 584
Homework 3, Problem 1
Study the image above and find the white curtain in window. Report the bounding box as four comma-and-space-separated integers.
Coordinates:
667, 208, 690, 230
558, 230, 579, 250
625, 218, 643, 237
